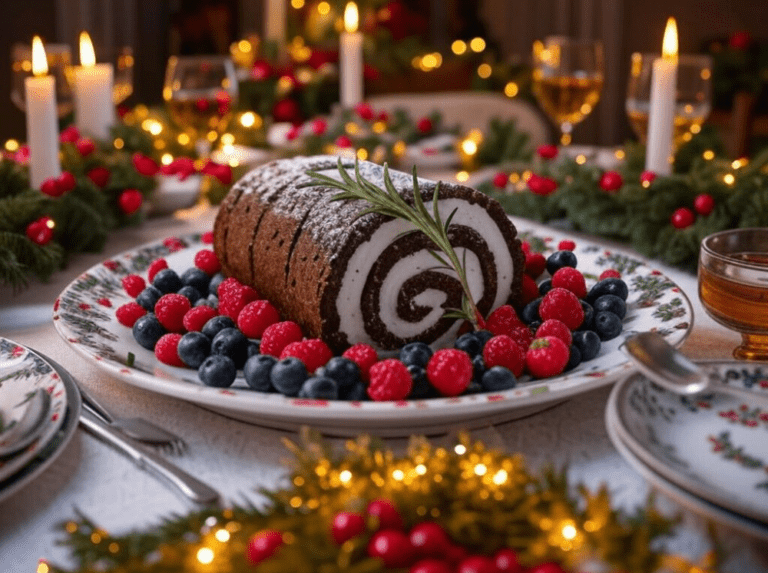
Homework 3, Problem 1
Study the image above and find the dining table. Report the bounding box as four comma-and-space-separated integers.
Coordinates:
1, 179, 767, 572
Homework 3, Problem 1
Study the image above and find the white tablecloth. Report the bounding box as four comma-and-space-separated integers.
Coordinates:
1, 204, 766, 572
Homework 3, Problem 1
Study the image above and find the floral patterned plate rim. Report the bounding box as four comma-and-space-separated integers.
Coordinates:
52, 220, 692, 436
0, 338, 68, 483
609, 362, 768, 525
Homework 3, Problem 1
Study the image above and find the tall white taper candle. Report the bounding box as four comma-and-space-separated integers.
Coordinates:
25, 36, 60, 189
645, 17, 678, 176
74, 32, 115, 140
340, 2, 363, 109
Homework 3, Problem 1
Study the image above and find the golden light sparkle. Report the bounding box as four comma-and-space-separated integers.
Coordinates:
196, 547, 214, 564
79, 31, 97, 67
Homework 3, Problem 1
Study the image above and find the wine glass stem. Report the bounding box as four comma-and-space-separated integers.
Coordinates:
560, 122, 573, 146
196, 138, 212, 159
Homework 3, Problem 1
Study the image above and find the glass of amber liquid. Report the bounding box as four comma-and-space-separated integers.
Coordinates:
532, 36, 604, 146
699, 229, 768, 360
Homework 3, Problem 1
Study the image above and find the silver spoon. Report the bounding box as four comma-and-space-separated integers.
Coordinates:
624, 332, 768, 403
0, 388, 51, 457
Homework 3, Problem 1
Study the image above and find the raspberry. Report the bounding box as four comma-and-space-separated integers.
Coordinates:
260, 321, 304, 357
599, 269, 621, 280
147, 258, 168, 283
426, 349, 473, 397
121, 274, 146, 298
507, 325, 533, 350
485, 305, 524, 337
201, 230, 214, 244
482, 335, 525, 377
539, 288, 584, 330
182, 305, 218, 332
557, 240, 576, 251
280, 338, 333, 373
217, 276, 244, 299
342, 343, 379, 381
154, 333, 185, 367
521, 274, 539, 305
524, 252, 546, 278
525, 336, 570, 378
115, 302, 146, 327
154, 293, 191, 332
194, 249, 221, 275
219, 284, 260, 321
368, 359, 412, 401
551, 267, 587, 299
535, 319, 572, 347
237, 300, 280, 338
520, 241, 531, 253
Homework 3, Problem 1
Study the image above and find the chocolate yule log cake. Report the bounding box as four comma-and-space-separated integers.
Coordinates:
213, 155, 525, 352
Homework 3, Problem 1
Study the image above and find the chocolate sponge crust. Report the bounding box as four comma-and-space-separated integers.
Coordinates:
214, 157, 525, 353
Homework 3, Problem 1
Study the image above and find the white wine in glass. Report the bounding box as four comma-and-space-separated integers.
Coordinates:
532, 37, 604, 145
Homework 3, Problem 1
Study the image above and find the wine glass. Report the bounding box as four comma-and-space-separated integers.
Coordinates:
113, 46, 135, 104
11, 42, 74, 117
163, 55, 239, 156
532, 36, 604, 146
626, 52, 712, 148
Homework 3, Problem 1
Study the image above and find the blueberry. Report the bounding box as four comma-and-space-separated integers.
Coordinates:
247, 339, 261, 358
546, 250, 578, 275
342, 382, 369, 401
244, 354, 277, 391
152, 268, 183, 294
181, 267, 211, 294
211, 327, 249, 369
454, 332, 482, 357
564, 344, 582, 371
572, 330, 601, 360
177, 331, 211, 368
521, 297, 542, 324
132, 313, 165, 350
480, 366, 517, 391
198, 354, 236, 387
177, 285, 202, 304
474, 330, 494, 348
207, 294, 219, 308
464, 380, 484, 394
407, 364, 433, 399
270, 357, 308, 397
399, 341, 433, 367
136, 285, 162, 311
594, 311, 623, 341
194, 297, 214, 307
578, 300, 595, 331
322, 356, 360, 391
587, 278, 629, 304
208, 272, 225, 296
538, 278, 553, 296
528, 320, 542, 332
472, 354, 486, 382
593, 294, 627, 319
201, 315, 236, 339
298, 376, 339, 399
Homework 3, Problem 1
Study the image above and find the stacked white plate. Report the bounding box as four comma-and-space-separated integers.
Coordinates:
606, 362, 768, 539
0, 338, 81, 503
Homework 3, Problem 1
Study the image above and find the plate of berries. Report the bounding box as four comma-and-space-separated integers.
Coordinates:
52, 223, 693, 437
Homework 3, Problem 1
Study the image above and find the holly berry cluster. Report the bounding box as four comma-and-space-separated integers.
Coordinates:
115, 235, 627, 400
246, 498, 569, 573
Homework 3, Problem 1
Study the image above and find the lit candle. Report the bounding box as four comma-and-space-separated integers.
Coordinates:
74, 32, 115, 140
265, 0, 286, 56
340, 2, 363, 108
25, 36, 60, 189
645, 17, 678, 176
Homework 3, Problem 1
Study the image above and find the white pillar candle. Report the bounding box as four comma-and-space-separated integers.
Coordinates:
25, 36, 60, 189
645, 17, 678, 176
74, 32, 115, 140
265, 0, 286, 54
340, 2, 363, 109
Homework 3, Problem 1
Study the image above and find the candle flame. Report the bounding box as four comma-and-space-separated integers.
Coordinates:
344, 2, 359, 33
79, 31, 96, 67
662, 17, 678, 61
31, 36, 48, 76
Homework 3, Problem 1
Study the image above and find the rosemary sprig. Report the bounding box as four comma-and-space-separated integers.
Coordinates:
306, 158, 482, 329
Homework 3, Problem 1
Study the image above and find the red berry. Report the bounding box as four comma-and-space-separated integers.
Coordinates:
342, 343, 379, 382
97, 298, 112, 307
154, 333, 184, 367
539, 288, 584, 330
335, 135, 353, 148
599, 170, 623, 192
640, 170, 656, 185
671, 207, 695, 229
217, 277, 244, 299
694, 193, 715, 215
599, 269, 621, 280
521, 274, 539, 305
119, 189, 143, 215
194, 249, 221, 275
368, 530, 414, 568
551, 267, 587, 299
310, 118, 328, 135
367, 499, 404, 530
507, 325, 533, 350
535, 319, 572, 347
132, 153, 160, 177
486, 305, 524, 337
528, 563, 567, 573
237, 300, 280, 339
446, 545, 469, 563
524, 252, 546, 278
482, 335, 525, 377
121, 274, 146, 297
537, 144, 559, 159
527, 173, 557, 195
280, 338, 333, 373
115, 302, 147, 327
76, 138, 96, 156
426, 349, 472, 397
201, 230, 214, 244
354, 103, 374, 120
260, 321, 304, 357
416, 117, 433, 133
87, 167, 110, 187
182, 305, 218, 332
557, 240, 576, 251
409, 522, 452, 558
525, 336, 570, 378
411, 559, 453, 573
59, 125, 80, 143
154, 294, 191, 332
493, 548, 522, 572
520, 241, 531, 253
25, 217, 54, 245
331, 512, 366, 544
368, 359, 413, 401
458, 555, 497, 573
40, 177, 62, 197
147, 258, 168, 283
218, 284, 260, 321
56, 171, 76, 194
492, 172, 508, 189
245, 531, 283, 564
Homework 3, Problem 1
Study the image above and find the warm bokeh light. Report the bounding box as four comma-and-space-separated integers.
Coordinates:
31, 36, 48, 76
477, 63, 492, 79
79, 31, 96, 67
196, 547, 214, 564
469, 37, 486, 52
504, 82, 519, 97
661, 17, 678, 61
344, 2, 359, 33
4, 139, 19, 152
451, 40, 467, 55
